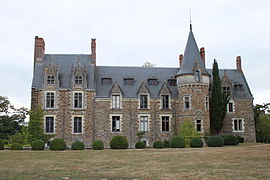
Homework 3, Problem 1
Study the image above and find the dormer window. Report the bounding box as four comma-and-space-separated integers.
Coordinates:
234, 84, 244, 91
223, 86, 231, 96
148, 78, 158, 86
124, 78, 134, 86
195, 70, 201, 82
75, 76, 83, 85
47, 75, 55, 85
102, 78, 112, 85
167, 79, 176, 86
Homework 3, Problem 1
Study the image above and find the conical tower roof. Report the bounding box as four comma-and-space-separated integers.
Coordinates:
176, 28, 209, 76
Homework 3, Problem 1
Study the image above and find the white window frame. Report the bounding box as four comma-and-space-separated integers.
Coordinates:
232, 118, 245, 132
44, 115, 56, 134
138, 114, 151, 132
111, 94, 122, 109
72, 91, 84, 109
183, 95, 191, 110
227, 100, 235, 113
160, 94, 170, 109
72, 115, 84, 134
45, 91, 56, 109
138, 93, 150, 109
109, 114, 123, 133
159, 114, 172, 132
194, 119, 204, 133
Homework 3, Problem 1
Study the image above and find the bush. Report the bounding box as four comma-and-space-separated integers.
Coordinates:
153, 141, 164, 148
31, 139, 45, 150
0, 141, 4, 150
110, 136, 128, 149
135, 141, 146, 149
206, 136, 224, 147
237, 136, 244, 143
92, 140, 104, 150
9, 133, 27, 145
11, 143, 23, 150
190, 137, 204, 148
223, 135, 239, 145
71, 141, 85, 150
50, 138, 66, 150
170, 136, 185, 148
164, 140, 170, 148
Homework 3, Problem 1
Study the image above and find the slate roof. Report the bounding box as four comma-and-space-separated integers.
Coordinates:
176, 29, 209, 76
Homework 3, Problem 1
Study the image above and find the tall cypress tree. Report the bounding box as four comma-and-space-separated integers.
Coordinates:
210, 60, 229, 134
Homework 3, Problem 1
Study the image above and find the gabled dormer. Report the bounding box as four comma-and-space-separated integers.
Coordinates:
71, 59, 88, 90
44, 61, 59, 89
137, 81, 150, 109
110, 82, 123, 109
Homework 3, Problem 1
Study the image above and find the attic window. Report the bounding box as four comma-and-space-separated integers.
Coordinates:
47, 75, 55, 85
75, 76, 82, 85
124, 78, 134, 86
148, 78, 158, 86
168, 79, 176, 86
234, 84, 244, 91
223, 86, 231, 96
102, 78, 112, 85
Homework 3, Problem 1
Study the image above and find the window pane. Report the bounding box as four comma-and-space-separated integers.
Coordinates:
162, 95, 169, 109
112, 116, 120, 132
234, 120, 238, 131
74, 117, 82, 133
239, 120, 243, 131
140, 95, 148, 109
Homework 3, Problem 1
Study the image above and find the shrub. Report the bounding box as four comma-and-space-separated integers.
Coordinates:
31, 139, 45, 150
0, 141, 4, 150
110, 136, 128, 149
50, 138, 66, 150
170, 136, 185, 148
153, 141, 164, 148
223, 135, 239, 145
92, 140, 104, 150
206, 136, 224, 147
179, 120, 200, 146
9, 133, 27, 145
164, 140, 170, 148
135, 141, 146, 149
11, 143, 23, 150
71, 141, 85, 150
237, 136, 244, 143
190, 137, 204, 148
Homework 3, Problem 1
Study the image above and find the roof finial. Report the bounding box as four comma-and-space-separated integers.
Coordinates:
189, 9, 192, 31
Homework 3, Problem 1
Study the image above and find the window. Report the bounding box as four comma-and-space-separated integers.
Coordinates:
195, 119, 202, 132
228, 102, 234, 112
223, 86, 231, 96
74, 92, 83, 108
112, 95, 120, 109
46, 92, 55, 109
45, 117, 54, 133
195, 70, 201, 81
140, 95, 148, 109
148, 78, 158, 86
73, 117, 82, 134
102, 78, 112, 85
140, 116, 148, 132
112, 116, 120, 132
161, 95, 169, 109
233, 119, 244, 132
124, 78, 134, 86
168, 79, 176, 86
161, 116, 169, 132
75, 76, 82, 85
234, 84, 244, 91
205, 97, 209, 110
47, 75, 55, 85
184, 96, 190, 110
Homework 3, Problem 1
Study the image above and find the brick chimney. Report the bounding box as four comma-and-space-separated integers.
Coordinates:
34, 36, 45, 63
179, 54, 183, 66
200, 47, 205, 65
91, 38, 96, 66
236, 56, 242, 72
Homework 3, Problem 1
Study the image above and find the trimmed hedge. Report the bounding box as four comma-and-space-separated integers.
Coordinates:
153, 141, 164, 148
31, 140, 45, 150
71, 141, 85, 150
170, 136, 185, 148
206, 136, 224, 147
92, 140, 104, 150
164, 140, 170, 148
223, 135, 239, 145
237, 136, 244, 143
110, 136, 128, 149
190, 137, 203, 148
50, 138, 67, 150
135, 141, 146, 149
11, 143, 23, 150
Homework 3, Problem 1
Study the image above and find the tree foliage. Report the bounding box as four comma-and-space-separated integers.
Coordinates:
142, 61, 156, 68
210, 60, 229, 134
254, 103, 270, 142
179, 120, 200, 145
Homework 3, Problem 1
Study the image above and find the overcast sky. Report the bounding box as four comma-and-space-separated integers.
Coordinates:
0, 0, 270, 109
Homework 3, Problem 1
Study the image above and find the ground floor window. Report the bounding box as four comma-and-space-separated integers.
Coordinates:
161, 116, 169, 132
112, 116, 120, 132
45, 116, 54, 133
233, 118, 244, 132
73, 117, 82, 134
195, 119, 202, 132
140, 116, 148, 132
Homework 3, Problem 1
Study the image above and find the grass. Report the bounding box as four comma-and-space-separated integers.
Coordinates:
0, 144, 269, 180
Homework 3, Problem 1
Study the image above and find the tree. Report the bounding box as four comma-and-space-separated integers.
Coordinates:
142, 61, 156, 68
210, 60, 229, 134
179, 120, 200, 146
254, 103, 270, 142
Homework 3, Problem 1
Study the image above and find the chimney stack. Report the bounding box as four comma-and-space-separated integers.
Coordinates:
236, 56, 242, 72
91, 38, 96, 66
34, 36, 45, 63
200, 47, 205, 65
179, 54, 183, 66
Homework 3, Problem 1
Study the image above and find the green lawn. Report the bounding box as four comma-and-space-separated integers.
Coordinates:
0, 144, 269, 180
